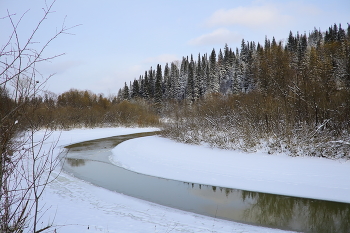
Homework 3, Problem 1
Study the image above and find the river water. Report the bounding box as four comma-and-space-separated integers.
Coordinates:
61, 132, 350, 233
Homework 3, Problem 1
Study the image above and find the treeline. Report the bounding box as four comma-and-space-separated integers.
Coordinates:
119, 23, 350, 158
120, 24, 350, 104
0, 88, 159, 130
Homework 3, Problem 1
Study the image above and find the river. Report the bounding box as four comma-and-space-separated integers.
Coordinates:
61, 132, 350, 233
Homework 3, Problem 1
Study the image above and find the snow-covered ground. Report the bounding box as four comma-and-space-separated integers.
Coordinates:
111, 136, 350, 204
34, 127, 295, 233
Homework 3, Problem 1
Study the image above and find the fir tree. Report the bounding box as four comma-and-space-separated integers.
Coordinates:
139, 75, 145, 98
170, 62, 179, 99
202, 53, 209, 95
224, 43, 231, 73
197, 53, 205, 97
338, 24, 346, 42
218, 48, 225, 75
209, 48, 219, 93
131, 79, 140, 99
240, 39, 248, 63
123, 82, 129, 100
148, 67, 155, 98
154, 64, 163, 109
236, 59, 244, 93
186, 55, 195, 101
179, 57, 188, 100
163, 63, 170, 99
117, 88, 123, 100
143, 71, 150, 99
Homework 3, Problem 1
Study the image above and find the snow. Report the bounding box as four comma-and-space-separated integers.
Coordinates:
111, 136, 350, 204
32, 127, 294, 233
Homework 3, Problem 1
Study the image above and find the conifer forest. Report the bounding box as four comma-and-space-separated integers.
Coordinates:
120, 23, 350, 158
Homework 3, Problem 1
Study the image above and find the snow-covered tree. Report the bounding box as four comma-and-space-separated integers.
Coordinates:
209, 49, 219, 93
154, 64, 163, 109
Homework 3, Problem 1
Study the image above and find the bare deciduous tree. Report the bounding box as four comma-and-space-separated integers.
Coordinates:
1, 1, 77, 232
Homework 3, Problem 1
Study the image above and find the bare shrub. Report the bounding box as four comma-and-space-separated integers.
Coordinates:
162, 91, 350, 159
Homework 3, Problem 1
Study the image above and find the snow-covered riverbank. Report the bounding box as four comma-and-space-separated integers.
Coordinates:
111, 135, 350, 204
32, 127, 350, 232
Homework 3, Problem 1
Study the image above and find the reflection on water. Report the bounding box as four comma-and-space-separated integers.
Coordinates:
62, 132, 350, 233
186, 182, 350, 233
66, 158, 86, 167
242, 191, 350, 233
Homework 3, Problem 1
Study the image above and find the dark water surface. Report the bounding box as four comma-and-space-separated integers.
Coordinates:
62, 132, 350, 233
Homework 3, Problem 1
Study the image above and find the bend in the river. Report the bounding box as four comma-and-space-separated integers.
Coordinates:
61, 132, 350, 233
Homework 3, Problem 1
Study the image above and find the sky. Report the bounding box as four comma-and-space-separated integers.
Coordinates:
1, 0, 349, 97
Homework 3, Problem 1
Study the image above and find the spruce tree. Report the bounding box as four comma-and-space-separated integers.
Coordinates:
131, 79, 140, 99
218, 48, 224, 74
202, 53, 209, 95
224, 43, 231, 73
179, 57, 188, 100
197, 53, 204, 97
338, 24, 346, 42
117, 88, 123, 101
163, 63, 170, 99
154, 64, 163, 110
169, 62, 177, 99
192, 56, 199, 100
123, 82, 129, 100
186, 55, 195, 101
240, 39, 248, 63
139, 76, 145, 98
143, 71, 150, 99
209, 48, 219, 93
148, 67, 155, 98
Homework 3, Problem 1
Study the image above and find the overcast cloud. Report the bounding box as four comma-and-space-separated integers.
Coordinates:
206, 5, 290, 28
188, 28, 242, 46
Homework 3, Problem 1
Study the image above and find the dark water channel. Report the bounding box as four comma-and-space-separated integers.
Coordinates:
62, 132, 350, 233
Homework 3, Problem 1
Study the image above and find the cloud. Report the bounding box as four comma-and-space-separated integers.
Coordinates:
188, 28, 242, 46
206, 5, 290, 28
287, 2, 322, 16
144, 54, 179, 64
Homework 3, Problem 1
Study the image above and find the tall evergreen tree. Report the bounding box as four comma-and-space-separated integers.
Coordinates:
123, 82, 129, 100
170, 62, 179, 99
139, 75, 145, 98
209, 48, 219, 93
143, 71, 150, 99
218, 49, 225, 76
154, 64, 163, 109
201, 53, 209, 95
117, 88, 123, 100
163, 63, 170, 99
179, 57, 188, 100
197, 53, 205, 97
186, 55, 195, 101
148, 67, 155, 98
131, 79, 140, 99
240, 39, 248, 63
224, 43, 231, 73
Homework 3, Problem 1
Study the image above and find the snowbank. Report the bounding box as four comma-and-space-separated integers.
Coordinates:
111, 135, 350, 204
